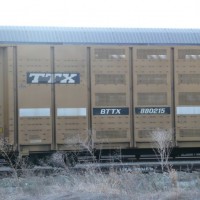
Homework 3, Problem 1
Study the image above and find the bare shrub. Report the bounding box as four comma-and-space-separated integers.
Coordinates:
0, 137, 21, 185
0, 138, 14, 165
151, 129, 174, 172
77, 130, 96, 162
62, 130, 97, 165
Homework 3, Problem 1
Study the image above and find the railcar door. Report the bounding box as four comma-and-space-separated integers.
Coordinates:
133, 46, 174, 148
90, 46, 132, 149
175, 46, 200, 147
54, 46, 89, 150
17, 46, 53, 154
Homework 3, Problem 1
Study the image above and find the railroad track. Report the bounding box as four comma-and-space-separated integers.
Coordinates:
0, 156, 200, 177
73, 160, 200, 173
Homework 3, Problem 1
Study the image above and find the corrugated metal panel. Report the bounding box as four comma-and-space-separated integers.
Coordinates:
0, 26, 200, 45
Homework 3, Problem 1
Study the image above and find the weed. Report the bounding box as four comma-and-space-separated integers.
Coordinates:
151, 128, 174, 172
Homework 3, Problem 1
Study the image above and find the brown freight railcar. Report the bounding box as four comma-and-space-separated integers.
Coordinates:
1, 27, 200, 157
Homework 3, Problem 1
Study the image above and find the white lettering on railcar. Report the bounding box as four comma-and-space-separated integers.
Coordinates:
27, 73, 79, 84
139, 108, 166, 114
100, 109, 121, 115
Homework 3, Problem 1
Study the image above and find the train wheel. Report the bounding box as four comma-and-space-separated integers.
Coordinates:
64, 153, 78, 167
136, 155, 140, 161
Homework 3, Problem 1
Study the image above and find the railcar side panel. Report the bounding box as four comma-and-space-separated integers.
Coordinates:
133, 46, 173, 148
17, 46, 53, 153
0, 47, 17, 147
54, 46, 88, 150
4, 47, 15, 146
0, 48, 4, 138
91, 46, 131, 149
175, 46, 200, 147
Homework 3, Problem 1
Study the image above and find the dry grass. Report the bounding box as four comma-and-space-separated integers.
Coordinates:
0, 132, 199, 199
0, 166, 200, 200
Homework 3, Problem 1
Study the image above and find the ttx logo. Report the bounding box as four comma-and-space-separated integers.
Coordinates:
27, 73, 80, 84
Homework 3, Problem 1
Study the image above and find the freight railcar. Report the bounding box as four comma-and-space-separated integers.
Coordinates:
1, 27, 200, 158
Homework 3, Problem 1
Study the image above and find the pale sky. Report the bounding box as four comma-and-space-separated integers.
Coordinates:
0, 0, 199, 28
